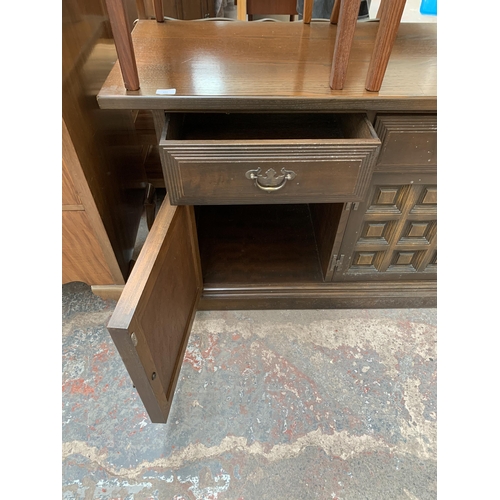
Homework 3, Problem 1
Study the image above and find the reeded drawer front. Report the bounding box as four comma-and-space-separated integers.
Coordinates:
160, 113, 380, 205
374, 114, 437, 170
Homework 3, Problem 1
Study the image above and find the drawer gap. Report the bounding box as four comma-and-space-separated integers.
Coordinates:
167, 112, 376, 142
175, 113, 347, 141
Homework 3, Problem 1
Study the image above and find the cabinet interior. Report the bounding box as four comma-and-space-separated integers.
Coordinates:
195, 203, 345, 285
166, 112, 374, 141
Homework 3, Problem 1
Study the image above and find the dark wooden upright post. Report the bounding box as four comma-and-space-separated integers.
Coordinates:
329, 0, 361, 89
153, 0, 164, 22
105, 0, 140, 90
365, 0, 407, 91
303, 0, 314, 23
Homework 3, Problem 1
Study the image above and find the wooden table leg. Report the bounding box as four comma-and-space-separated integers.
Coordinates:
303, 0, 314, 23
104, 0, 140, 91
329, 0, 361, 90
365, 0, 407, 91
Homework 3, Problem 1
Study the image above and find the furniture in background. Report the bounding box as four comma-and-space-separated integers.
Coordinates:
246, 0, 297, 21
135, 0, 217, 19
62, 0, 148, 299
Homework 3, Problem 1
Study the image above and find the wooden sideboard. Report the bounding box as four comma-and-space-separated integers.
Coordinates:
93, 19, 437, 422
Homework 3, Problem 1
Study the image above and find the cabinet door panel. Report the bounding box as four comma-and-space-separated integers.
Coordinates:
333, 173, 437, 281
107, 196, 202, 423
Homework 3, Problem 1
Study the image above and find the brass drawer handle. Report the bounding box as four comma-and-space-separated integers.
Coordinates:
245, 167, 296, 192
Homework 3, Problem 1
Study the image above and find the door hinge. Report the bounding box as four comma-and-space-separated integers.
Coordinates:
329, 254, 345, 272
345, 202, 360, 211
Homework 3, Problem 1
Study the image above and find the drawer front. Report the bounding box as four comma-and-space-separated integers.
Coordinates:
374, 114, 437, 171
160, 113, 380, 205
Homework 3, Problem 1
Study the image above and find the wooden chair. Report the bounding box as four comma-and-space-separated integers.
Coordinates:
237, 0, 297, 21
303, 0, 407, 91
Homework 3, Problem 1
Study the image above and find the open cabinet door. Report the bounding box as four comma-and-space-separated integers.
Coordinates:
107, 196, 202, 423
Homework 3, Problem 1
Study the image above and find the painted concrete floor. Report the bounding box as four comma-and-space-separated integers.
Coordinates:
62, 282, 436, 500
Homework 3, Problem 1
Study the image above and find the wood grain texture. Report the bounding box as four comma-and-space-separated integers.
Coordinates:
237, 0, 247, 19
97, 20, 437, 111
63, 211, 117, 284
62, 157, 81, 206
333, 172, 437, 281
303, 0, 313, 23
365, 0, 407, 91
310, 202, 351, 280
330, 0, 340, 23
374, 114, 437, 171
153, 0, 163, 21
107, 196, 202, 423
136, 0, 147, 19
104, 0, 140, 90
91, 285, 125, 300
160, 112, 380, 205
198, 280, 437, 309
196, 204, 324, 284
62, 118, 125, 284
329, 0, 361, 90
247, 0, 297, 16
63, 0, 147, 283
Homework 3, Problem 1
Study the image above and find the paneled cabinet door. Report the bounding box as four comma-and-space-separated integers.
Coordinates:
332, 173, 437, 281
107, 196, 202, 423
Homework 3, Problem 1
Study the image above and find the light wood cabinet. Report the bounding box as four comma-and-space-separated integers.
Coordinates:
62, 0, 148, 294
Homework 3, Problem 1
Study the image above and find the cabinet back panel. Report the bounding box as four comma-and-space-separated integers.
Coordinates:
195, 204, 326, 284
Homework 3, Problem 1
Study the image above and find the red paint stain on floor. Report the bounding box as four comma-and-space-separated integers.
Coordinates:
62, 378, 95, 395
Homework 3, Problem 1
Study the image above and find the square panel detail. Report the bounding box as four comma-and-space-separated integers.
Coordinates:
367, 185, 411, 215
407, 223, 428, 238
425, 250, 437, 272
411, 186, 437, 215
357, 221, 396, 247
386, 251, 426, 273
347, 251, 386, 274
398, 221, 436, 246
395, 252, 415, 266
356, 252, 376, 266
366, 223, 387, 238
422, 187, 437, 205
377, 188, 398, 205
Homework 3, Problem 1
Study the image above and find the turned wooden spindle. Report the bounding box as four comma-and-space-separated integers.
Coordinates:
104, 0, 140, 90
330, 0, 341, 24
135, 0, 147, 19
303, 0, 314, 23
153, 0, 164, 22
365, 0, 407, 91
329, 0, 361, 89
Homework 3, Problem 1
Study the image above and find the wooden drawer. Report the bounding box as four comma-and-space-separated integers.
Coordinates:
374, 114, 437, 170
160, 113, 380, 205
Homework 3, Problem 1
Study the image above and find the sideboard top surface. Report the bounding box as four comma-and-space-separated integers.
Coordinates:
97, 20, 436, 112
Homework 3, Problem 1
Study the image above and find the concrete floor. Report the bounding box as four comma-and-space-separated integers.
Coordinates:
62, 282, 436, 499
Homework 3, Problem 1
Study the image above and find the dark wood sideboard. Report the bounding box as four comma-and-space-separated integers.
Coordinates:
96, 19, 437, 422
